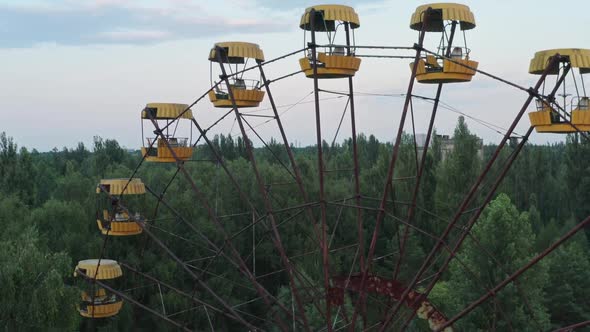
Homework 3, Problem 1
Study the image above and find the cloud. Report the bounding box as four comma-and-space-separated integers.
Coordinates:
0, 1, 293, 48
96, 29, 171, 42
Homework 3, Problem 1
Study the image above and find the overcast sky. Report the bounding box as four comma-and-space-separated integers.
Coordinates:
1, 0, 588, 151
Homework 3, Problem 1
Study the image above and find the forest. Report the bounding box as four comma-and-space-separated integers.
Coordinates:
0, 116, 589, 331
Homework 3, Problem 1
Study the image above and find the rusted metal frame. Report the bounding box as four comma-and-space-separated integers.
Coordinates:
379, 54, 561, 331
324, 168, 355, 173
190, 118, 262, 218
99, 183, 260, 329
217, 211, 253, 219
328, 99, 351, 151
393, 20, 458, 282
120, 262, 248, 324
287, 243, 359, 263
204, 202, 326, 322
159, 82, 219, 134
144, 185, 291, 320
318, 89, 351, 97
437, 214, 590, 331
345, 21, 365, 286
415, 199, 554, 325
233, 203, 330, 324
151, 167, 180, 218
233, 76, 329, 330
409, 98, 420, 171
384, 211, 450, 246
239, 114, 297, 180
148, 223, 217, 254
440, 245, 516, 331
533, 64, 590, 144
400, 127, 546, 328
141, 167, 182, 259
328, 201, 392, 212
266, 181, 297, 186
308, 9, 334, 331
183, 263, 256, 292
76, 269, 193, 332
546, 102, 590, 142
235, 205, 321, 266
361, 196, 414, 207
330, 244, 360, 329
216, 48, 312, 332
148, 118, 297, 331
191, 109, 234, 148
134, 220, 257, 329
348, 9, 431, 329
401, 126, 536, 330
328, 195, 352, 247
316, 44, 414, 50
240, 113, 276, 119
167, 305, 204, 319
260, 69, 304, 88
553, 320, 590, 332
224, 47, 309, 80
355, 55, 418, 59
242, 209, 307, 261
230, 285, 320, 325
240, 91, 314, 116
117, 122, 160, 204
463, 228, 543, 331
144, 185, 225, 255
420, 47, 530, 93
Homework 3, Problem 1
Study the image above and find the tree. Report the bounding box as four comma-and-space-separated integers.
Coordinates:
0, 226, 79, 330
431, 194, 550, 331
434, 117, 481, 217
543, 241, 590, 328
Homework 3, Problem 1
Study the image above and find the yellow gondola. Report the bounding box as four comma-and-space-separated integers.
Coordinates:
141, 103, 194, 162
409, 3, 478, 84
208, 42, 265, 108
528, 49, 590, 133
79, 288, 123, 318
298, 4, 361, 79
74, 259, 124, 318
96, 178, 145, 236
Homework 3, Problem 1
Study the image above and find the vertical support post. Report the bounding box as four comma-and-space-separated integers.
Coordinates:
308, 8, 334, 331
215, 48, 311, 332
344, 20, 366, 328
257, 63, 322, 242
348, 8, 432, 330
392, 20, 457, 281
258, 62, 331, 321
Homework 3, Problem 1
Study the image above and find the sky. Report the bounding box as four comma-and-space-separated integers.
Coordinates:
1, 0, 588, 151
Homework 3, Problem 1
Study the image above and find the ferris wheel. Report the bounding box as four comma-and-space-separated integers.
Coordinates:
72, 3, 590, 331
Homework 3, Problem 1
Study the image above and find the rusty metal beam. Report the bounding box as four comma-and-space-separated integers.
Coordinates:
348, 8, 431, 330
76, 269, 193, 332
147, 116, 296, 331
307, 8, 334, 331
553, 320, 590, 332
437, 214, 590, 331
215, 47, 311, 332
381, 54, 563, 330
393, 20, 458, 281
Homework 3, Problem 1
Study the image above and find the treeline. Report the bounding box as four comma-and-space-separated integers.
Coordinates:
0, 117, 588, 331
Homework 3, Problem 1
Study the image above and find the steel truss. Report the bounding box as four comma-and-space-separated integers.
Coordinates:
85, 8, 590, 331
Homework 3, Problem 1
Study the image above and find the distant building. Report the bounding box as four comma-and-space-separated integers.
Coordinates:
416, 134, 483, 161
